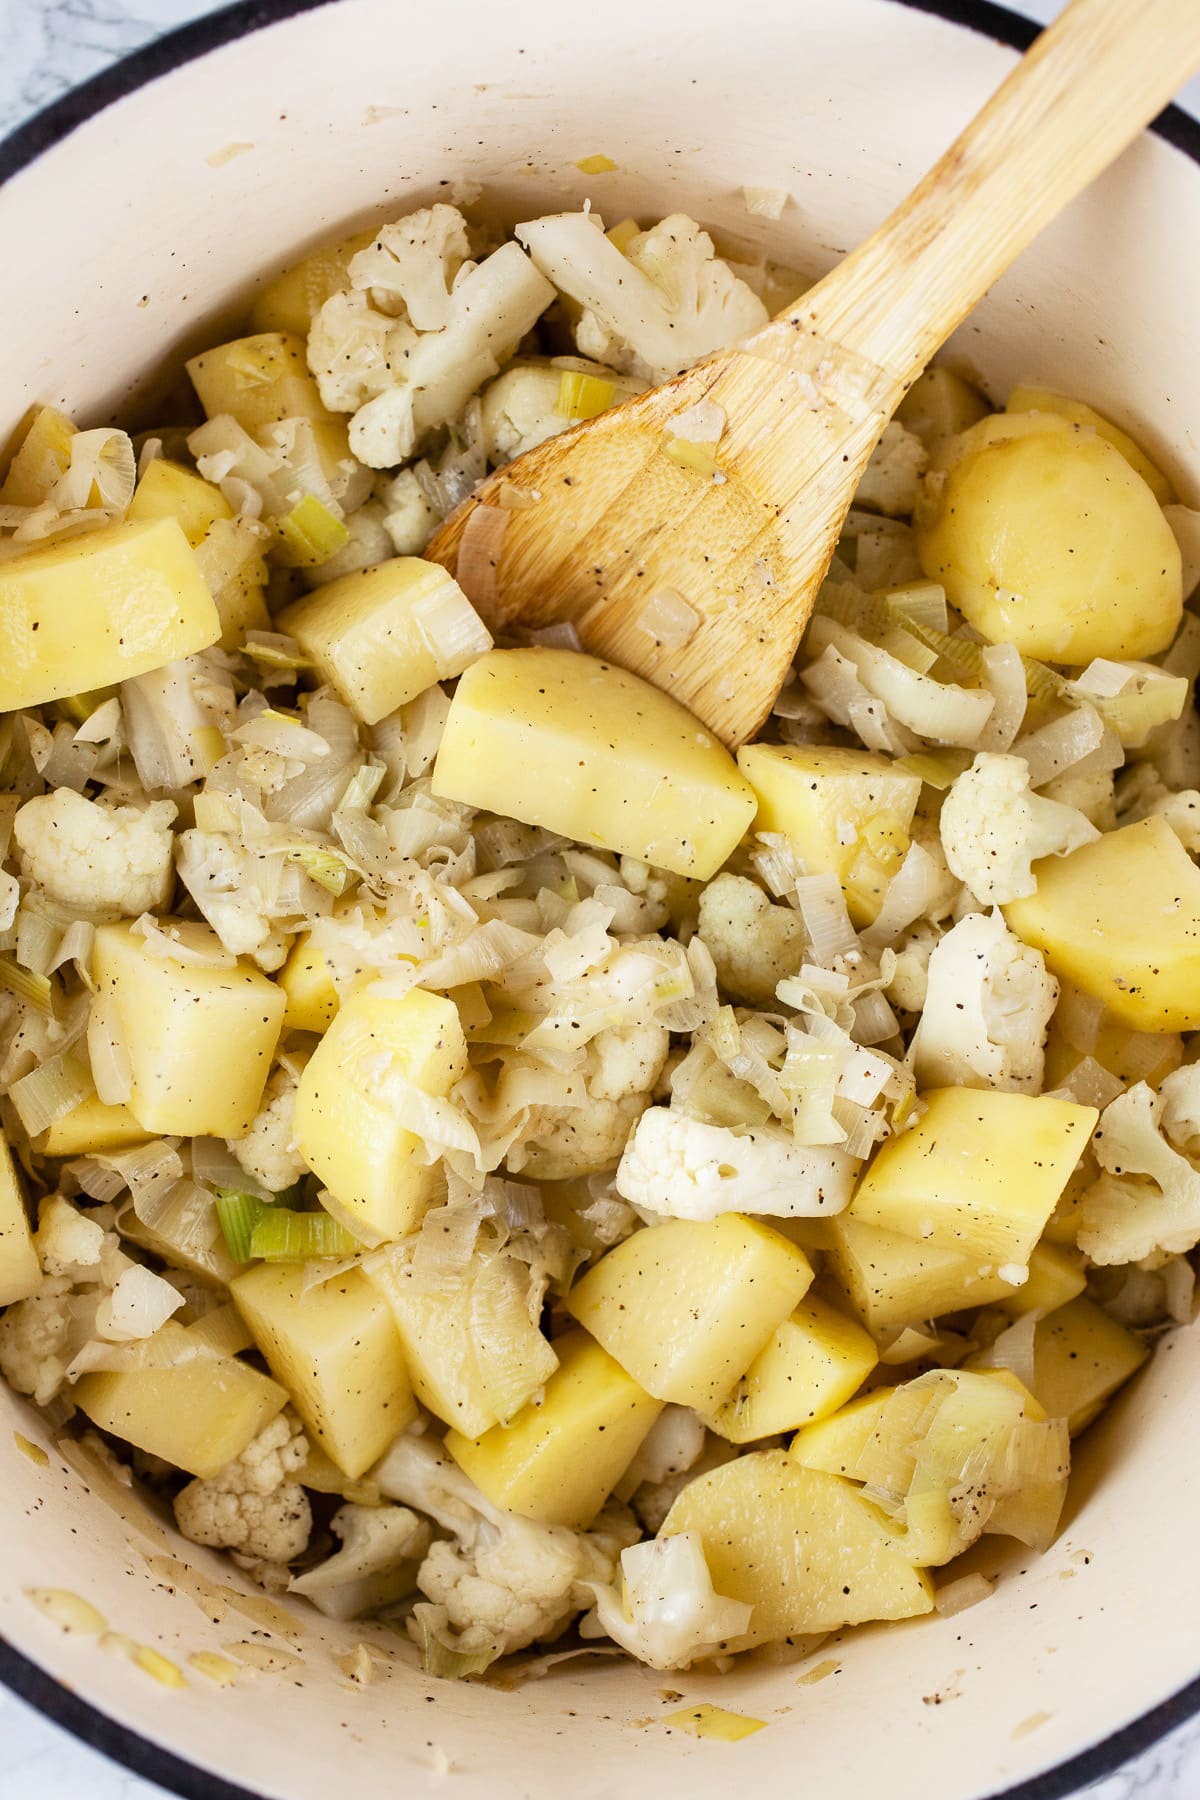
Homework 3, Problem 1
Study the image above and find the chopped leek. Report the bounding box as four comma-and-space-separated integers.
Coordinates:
554, 371, 615, 422
248, 1208, 360, 1262
666, 438, 721, 479
243, 633, 312, 671
659, 1704, 767, 1742
337, 761, 386, 812
886, 582, 949, 634
0, 954, 53, 1015
284, 843, 354, 896
413, 1608, 500, 1680
276, 495, 350, 568
9, 1052, 91, 1137
56, 687, 117, 725
896, 748, 973, 790
215, 1190, 269, 1265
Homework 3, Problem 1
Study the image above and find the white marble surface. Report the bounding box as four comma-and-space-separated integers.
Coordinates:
1, 0, 1199, 1795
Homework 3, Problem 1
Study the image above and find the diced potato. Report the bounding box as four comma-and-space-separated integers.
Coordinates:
278, 557, 486, 726
0, 1130, 40, 1309
186, 332, 332, 431
0, 405, 77, 506
1005, 384, 1173, 504
33, 1084, 150, 1158
736, 744, 920, 926
294, 985, 467, 1241
703, 1297, 878, 1442
662, 1450, 932, 1642
433, 648, 757, 881
1005, 817, 1200, 1031
850, 1087, 1097, 1269
249, 229, 376, 335
915, 414, 1182, 662
895, 367, 989, 457
790, 1388, 894, 1478
0, 518, 220, 710
74, 1358, 287, 1479
278, 934, 340, 1034
367, 1250, 558, 1439
128, 458, 233, 547
445, 1330, 662, 1528
995, 1242, 1087, 1319
1030, 1295, 1148, 1434
210, 553, 271, 651
231, 1263, 414, 1477
566, 1213, 813, 1409
827, 1214, 1026, 1335
92, 921, 285, 1139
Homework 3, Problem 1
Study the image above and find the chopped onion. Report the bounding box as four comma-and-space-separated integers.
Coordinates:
635, 587, 700, 650
1014, 706, 1111, 789
411, 575, 493, 680
934, 1574, 994, 1618
8, 1052, 92, 1137
95, 1265, 185, 1343
794, 873, 858, 966
978, 643, 1027, 751
742, 185, 788, 219
454, 504, 509, 617
524, 620, 582, 651
667, 400, 727, 443
1047, 1056, 1124, 1111
1053, 985, 1103, 1055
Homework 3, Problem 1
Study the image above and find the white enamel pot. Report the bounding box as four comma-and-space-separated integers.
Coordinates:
1, 3, 1199, 1795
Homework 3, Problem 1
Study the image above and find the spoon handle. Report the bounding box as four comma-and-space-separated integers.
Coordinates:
762, 0, 1200, 385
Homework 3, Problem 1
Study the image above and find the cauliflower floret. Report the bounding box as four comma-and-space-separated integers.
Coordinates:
232, 1063, 307, 1194
616, 1107, 856, 1221
175, 831, 289, 966
516, 212, 768, 384
34, 1194, 105, 1279
939, 752, 1099, 904
853, 420, 928, 518
1077, 1081, 1200, 1265
378, 468, 440, 556
0, 1276, 72, 1406
587, 1022, 671, 1102
1159, 1063, 1200, 1157
1040, 766, 1117, 831
13, 790, 176, 916
512, 1023, 669, 1180
885, 920, 940, 1014
909, 910, 1058, 1094
479, 358, 647, 466
0, 1198, 131, 1404
290, 1501, 431, 1620
347, 204, 471, 330
618, 1405, 706, 1497
1121, 778, 1200, 854
174, 1413, 312, 1565
697, 873, 806, 1006
630, 1433, 737, 1536
377, 1434, 632, 1662
581, 1532, 752, 1670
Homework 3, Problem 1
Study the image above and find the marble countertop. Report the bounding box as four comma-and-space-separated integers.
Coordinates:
1, 0, 1199, 1795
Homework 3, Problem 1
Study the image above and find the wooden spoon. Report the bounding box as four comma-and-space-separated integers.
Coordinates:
428, 0, 1200, 749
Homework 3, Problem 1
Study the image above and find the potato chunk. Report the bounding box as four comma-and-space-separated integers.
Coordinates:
250, 230, 376, 335
0, 1130, 39, 1309
277, 557, 489, 725
566, 1213, 813, 1409
433, 648, 757, 880
92, 921, 285, 1139
662, 1450, 932, 1643
916, 414, 1182, 661
74, 1359, 287, 1480
128, 458, 233, 547
850, 1087, 1096, 1269
0, 518, 219, 710
1030, 1295, 1148, 1434
445, 1331, 662, 1528
1005, 384, 1172, 503
702, 1297, 878, 1442
1005, 816, 1200, 1031
231, 1264, 414, 1478
294, 985, 467, 1241
278, 933, 340, 1034
826, 1214, 1026, 1335
186, 332, 332, 430
32, 1085, 150, 1159
736, 744, 920, 926
0, 405, 77, 506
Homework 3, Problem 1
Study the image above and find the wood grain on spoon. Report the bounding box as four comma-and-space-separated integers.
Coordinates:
428, 0, 1200, 748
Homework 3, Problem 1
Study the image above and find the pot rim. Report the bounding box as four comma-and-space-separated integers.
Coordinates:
0, 3, 1198, 1795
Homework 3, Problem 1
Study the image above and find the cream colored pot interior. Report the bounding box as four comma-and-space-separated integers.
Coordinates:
1, 2, 1198, 1795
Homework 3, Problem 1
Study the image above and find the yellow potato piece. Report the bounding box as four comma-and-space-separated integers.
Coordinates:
128, 458, 233, 547
703, 1296, 878, 1443
0, 1130, 40, 1309
1030, 1295, 1148, 1434
850, 1087, 1097, 1269
294, 984, 467, 1241
1005, 384, 1173, 504
916, 415, 1182, 661
445, 1330, 662, 1528
278, 557, 481, 726
1005, 816, 1200, 1031
33, 1085, 150, 1159
92, 921, 285, 1139
737, 744, 920, 926
995, 1242, 1087, 1319
895, 367, 988, 456
231, 1264, 415, 1478
566, 1213, 813, 1409
186, 332, 332, 431
250, 229, 376, 336
278, 934, 341, 1034
433, 648, 757, 880
0, 405, 77, 507
662, 1450, 932, 1643
0, 517, 220, 710
74, 1359, 287, 1479
826, 1213, 1026, 1335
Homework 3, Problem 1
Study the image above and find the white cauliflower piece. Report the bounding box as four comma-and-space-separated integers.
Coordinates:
581, 1532, 752, 1670
13, 790, 176, 916
1078, 1082, 1200, 1265
587, 1023, 671, 1102
34, 1195, 105, 1279
939, 752, 1099, 904
232, 1064, 306, 1194
94, 1265, 184, 1342
516, 212, 768, 384
910, 910, 1058, 1093
376, 1434, 630, 1661
174, 1413, 312, 1564
1040, 766, 1117, 831
618, 1405, 707, 1496
0, 1277, 72, 1406
289, 1502, 431, 1620
479, 359, 646, 465
347, 205, 470, 330
1159, 1064, 1200, 1157
885, 921, 940, 1014
853, 420, 928, 518
513, 1024, 669, 1180
616, 1107, 856, 1221
697, 873, 806, 1005
378, 468, 440, 556
175, 831, 288, 964
1123, 781, 1200, 854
